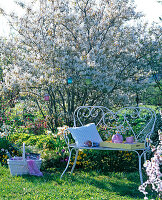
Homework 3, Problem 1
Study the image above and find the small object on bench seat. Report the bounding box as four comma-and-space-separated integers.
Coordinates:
84, 140, 92, 147
84, 141, 100, 147
126, 136, 134, 143
92, 142, 100, 147
112, 133, 123, 143
61, 106, 156, 185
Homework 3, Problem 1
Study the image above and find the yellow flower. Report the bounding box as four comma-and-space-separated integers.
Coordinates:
77, 156, 82, 160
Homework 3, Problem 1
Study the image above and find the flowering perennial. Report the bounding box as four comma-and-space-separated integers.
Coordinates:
139, 130, 162, 199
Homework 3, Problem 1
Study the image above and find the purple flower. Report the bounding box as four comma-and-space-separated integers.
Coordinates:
61, 149, 65, 153
56, 152, 59, 154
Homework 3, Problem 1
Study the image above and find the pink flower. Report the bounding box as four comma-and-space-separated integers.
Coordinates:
139, 143, 162, 198
61, 149, 65, 153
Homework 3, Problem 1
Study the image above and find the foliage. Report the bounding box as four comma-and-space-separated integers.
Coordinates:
40, 148, 69, 170
8, 131, 68, 170
0, 137, 21, 166
8, 131, 63, 148
25, 119, 47, 135
141, 81, 162, 107
69, 149, 139, 173
8, 130, 139, 172
6, 106, 159, 172
0, 104, 159, 172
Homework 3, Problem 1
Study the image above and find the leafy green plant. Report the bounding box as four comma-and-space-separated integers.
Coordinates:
0, 137, 21, 166
7, 131, 68, 169
69, 149, 139, 173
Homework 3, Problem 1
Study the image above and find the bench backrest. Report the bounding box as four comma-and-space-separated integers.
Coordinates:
73, 106, 156, 145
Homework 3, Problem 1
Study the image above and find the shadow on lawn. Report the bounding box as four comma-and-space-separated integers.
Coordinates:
10, 169, 158, 200
2, 163, 157, 199
22, 170, 143, 199
70, 172, 144, 199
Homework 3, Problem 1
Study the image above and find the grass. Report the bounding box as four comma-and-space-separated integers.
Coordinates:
0, 165, 159, 200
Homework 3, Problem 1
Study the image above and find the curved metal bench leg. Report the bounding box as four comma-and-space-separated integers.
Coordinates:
138, 154, 143, 185
135, 150, 145, 185
144, 152, 147, 163
60, 148, 74, 179
71, 149, 79, 174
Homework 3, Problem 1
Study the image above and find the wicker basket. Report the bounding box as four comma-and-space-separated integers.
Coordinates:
7, 143, 42, 176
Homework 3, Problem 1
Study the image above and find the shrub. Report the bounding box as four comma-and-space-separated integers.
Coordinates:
7, 131, 68, 170
69, 149, 139, 173
0, 137, 21, 166
25, 119, 47, 135
40, 148, 69, 170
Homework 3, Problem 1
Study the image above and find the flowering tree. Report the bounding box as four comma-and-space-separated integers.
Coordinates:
0, 38, 20, 129
0, 0, 161, 130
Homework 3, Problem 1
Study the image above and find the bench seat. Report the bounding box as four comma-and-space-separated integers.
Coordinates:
69, 143, 146, 150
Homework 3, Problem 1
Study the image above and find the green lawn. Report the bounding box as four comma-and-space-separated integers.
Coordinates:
0, 166, 158, 200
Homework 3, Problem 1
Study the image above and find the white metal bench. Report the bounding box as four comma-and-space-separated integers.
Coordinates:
61, 106, 156, 184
